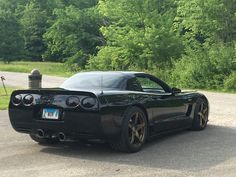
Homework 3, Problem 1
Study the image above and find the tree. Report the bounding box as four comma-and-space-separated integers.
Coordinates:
20, 2, 49, 61
175, 0, 236, 45
44, 5, 103, 68
57, 0, 98, 9
0, 9, 23, 63
88, 0, 183, 71
170, 0, 236, 90
0, 0, 29, 12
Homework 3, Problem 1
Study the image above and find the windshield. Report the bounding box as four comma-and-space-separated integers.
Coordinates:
60, 72, 126, 90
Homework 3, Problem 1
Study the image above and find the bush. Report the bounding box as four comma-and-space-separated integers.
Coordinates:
64, 51, 88, 72
171, 44, 236, 90
87, 46, 131, 70
224, 72, 236, 91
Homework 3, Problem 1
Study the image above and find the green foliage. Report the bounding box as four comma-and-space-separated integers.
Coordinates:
88, 46, 129, 70
44, 5, 103, 68
89, 0, 183, 70
20, 2, 49, 61
224, 72, 236, 90
0, 87, 16, 110
171, 44, 236, 89
0, 0, 28, 12
0, 9, 23, 63
57, 0, 98, 9
0, 0, 235, 92
175, 0, 236, 44
170, 0, 236, 90
64, 51, 88, 72
0, 61, 73, 77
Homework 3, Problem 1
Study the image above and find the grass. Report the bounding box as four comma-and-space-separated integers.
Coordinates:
0, 87, 17, 110
0, 61, 235, 94
0, 61, 75, 77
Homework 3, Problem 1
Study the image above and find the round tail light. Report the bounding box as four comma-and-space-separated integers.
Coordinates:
81, 97, 96, 108
12, 95, 22, 106
23, 94, 34, 106
66, 96, 80, 108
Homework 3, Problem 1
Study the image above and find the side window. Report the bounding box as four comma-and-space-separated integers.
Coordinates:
126, 78, 143, 91
137, 76, 165, 93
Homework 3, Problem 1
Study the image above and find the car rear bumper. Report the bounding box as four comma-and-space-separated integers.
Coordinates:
9, 108, 122, 140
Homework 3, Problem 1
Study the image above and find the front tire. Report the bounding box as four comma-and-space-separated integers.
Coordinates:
192, 98, 209, 130
110, 107, 148, 153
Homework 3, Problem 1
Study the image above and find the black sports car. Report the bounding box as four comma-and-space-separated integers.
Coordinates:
9, 72, 209, 152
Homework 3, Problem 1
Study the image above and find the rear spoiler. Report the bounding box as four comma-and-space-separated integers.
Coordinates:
11, 88, 98, 98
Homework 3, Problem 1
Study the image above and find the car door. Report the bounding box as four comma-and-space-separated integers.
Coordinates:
135, 74, 189, 132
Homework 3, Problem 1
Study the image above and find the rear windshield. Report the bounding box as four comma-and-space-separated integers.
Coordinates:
60, 72, 125, 90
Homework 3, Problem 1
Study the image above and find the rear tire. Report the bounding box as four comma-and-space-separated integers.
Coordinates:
110, 107, 148, 153
29, 133, 60, 144
192, 98, 209, 130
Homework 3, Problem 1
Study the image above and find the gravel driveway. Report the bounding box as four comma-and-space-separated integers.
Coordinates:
0, 71, 235, 177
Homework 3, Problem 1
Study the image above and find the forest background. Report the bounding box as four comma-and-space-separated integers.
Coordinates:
0, 0, 235, 91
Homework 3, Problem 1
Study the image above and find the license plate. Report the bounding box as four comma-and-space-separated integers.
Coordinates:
42, 108, 59, 120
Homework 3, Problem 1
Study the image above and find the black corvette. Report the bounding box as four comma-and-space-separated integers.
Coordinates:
9, 72, 209, 152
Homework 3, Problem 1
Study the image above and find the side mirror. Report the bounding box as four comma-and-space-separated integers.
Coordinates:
172, 87, 181, 94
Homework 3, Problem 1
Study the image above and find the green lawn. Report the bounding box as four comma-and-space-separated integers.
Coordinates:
0, 61, 75, 77
0, 87, 17, 110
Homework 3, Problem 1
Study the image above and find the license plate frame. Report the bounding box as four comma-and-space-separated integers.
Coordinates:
42, 108, 60, 120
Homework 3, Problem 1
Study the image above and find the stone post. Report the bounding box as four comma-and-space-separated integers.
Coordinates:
28, 69, 42, 89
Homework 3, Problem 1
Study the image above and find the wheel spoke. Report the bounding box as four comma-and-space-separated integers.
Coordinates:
199, 103, 204, 112
203, 107, 208, 114
128, 111, 146, 145
134, 113, 139, 124
199, 117, 203, 127
202, 117, 206, 126
202, 114, 208, 122
136, 123, 145, 131
198, 102, 208, 127
135, 130, 139, 138
137, 135, 143, 142
198, 112, 204, 117
128, 123, 133, 129
135, 130, 143, 142
130, 132, 135, 144
200, 114, 207, 127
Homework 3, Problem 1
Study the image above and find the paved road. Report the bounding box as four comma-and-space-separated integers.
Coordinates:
0, 71, 66, 88
0, 72, 235, 177
0, 94, 235, 177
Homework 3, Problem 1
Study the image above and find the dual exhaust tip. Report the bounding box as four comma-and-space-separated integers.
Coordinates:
37, 129, 44, 138
36, 129, 66, 141
58, 132, 66, 141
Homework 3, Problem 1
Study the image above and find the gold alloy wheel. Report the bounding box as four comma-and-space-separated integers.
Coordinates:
198, 102, 208, 128
128, 112, 146, 145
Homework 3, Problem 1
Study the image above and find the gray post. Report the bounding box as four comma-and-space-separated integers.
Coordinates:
28, 69, 42, 89
1, 76, 7, 95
